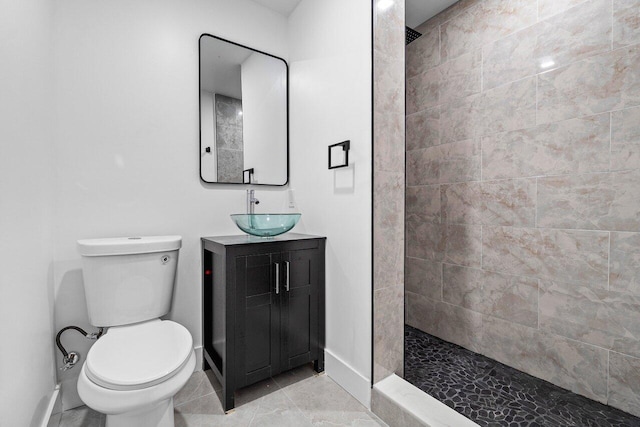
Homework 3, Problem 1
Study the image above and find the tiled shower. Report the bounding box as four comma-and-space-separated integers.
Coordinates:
404, 0, 640, 419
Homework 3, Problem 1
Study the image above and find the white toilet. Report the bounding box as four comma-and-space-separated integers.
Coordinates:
76, 236, 195, 427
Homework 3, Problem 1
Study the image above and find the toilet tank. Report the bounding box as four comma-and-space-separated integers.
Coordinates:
77, 236, 182, 327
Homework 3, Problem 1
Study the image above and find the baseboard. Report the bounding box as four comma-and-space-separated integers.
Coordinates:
325, 349, 371, 408
372, 375, 479, 427
42, 384, 61, 427
194, 345, 203, 371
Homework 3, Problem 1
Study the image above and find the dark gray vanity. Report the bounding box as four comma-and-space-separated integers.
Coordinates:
201, 233, 326, 412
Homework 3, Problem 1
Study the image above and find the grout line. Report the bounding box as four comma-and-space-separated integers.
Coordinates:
438, 22, 442, 67
480, 46, 484, 94
611, 0, 614, 51
609, 111, 613, 172
534, 178, 538, 228
537, 278, 540, 330
174, 390, 218, 409
480, 224, 484, 270
535, 74, 539, 127
608, 231, 611, 291
606, 349, 610, 402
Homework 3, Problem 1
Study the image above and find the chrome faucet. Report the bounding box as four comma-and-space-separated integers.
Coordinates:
247, 189, 260, 214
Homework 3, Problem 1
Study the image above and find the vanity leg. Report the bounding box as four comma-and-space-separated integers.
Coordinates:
314, 356, 324, 373
223, 387, 235, 413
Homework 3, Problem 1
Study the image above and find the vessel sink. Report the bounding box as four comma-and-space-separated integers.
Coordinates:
230, 213, 301, 237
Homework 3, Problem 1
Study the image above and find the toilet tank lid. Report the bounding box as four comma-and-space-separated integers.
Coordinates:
77, 235, 182, 256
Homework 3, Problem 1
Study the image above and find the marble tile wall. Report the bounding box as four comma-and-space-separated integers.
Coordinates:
215, 94, 243, 183
373, 0, 406, 384
405, 0, 640, 417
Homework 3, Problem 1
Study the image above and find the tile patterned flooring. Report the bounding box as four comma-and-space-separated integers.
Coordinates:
405, 325, 640, 427
53, 364, 385, 427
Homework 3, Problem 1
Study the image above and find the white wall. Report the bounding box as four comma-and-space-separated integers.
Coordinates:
0, 0, 57, 425
241, 52, 288, 184
288, 0, 373, 405
200, 90, 216, 182
51, 0, 290, 409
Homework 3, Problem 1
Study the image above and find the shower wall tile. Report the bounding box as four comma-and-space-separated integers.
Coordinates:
373, 0, 404, 386
539, 280, 640, 358
374, 112, 404, 173
610, 231, 640, 296
483, 0, 612, 90
406, 26, 440, 79
406, 291, 484, 353
440, 0, 537, 61
609, 352, 640, 418
374, 0, 405, 59
406, 185, 441, 224
374, 286, 404, 382
613, 0, 640, 49
406, 219, 444, 261
406, 139, 480, 186
416, 0, 481, 33
537, 0, 589, 20
443, 264, 538, 327
443, 224, 482, 268
406, 67, 439, 115
482, 113, 611, 180
612, 105, 640, 171
405, 257, 442, 300
374, 171, 404, 291
441, 179, 536, 227
475, 76, 536, 136
480, 316, 609, 402
374, 53, 405, 115
538, 44, 640, 124
405, 0, 640, 413
438, 49, 482, 105
439, 95, 476, 143
482, 226, 609, 287
405, 221, 481, 268
440, 76, 536, 143
537, 170, 640, 231
406, 106, 440, 151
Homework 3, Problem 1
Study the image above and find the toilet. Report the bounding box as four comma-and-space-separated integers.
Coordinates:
76, 236, 195, 427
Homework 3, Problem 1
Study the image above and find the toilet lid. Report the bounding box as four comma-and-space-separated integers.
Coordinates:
85, 320, 193, 391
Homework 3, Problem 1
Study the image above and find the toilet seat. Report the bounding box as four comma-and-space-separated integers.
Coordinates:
85, 319, 193, 391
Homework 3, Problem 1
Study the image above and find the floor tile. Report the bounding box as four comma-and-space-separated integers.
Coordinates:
59, 405, 105, 427
60, 365, 384, 427
405, 325, 640, 427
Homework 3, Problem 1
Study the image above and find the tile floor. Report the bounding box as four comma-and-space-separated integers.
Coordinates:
405, 325, 640, 427
52, 364, 386, 427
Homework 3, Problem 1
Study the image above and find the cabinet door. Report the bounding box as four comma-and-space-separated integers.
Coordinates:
281, 248, 319, 370
235, 252, 282, 387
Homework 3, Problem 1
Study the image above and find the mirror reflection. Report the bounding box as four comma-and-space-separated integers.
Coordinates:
199, 35, 288, 185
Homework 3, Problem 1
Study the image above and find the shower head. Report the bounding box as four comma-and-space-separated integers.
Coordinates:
406, 26, 422, 45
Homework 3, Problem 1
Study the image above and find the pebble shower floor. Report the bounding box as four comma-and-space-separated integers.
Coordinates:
404, 325, 640, 427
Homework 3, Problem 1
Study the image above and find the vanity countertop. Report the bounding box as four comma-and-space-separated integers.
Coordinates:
202, 233, 325, 247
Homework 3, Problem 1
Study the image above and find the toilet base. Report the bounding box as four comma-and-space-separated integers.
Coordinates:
105, 397, 174, 427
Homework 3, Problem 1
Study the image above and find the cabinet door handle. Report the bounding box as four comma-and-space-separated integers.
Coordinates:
285, 261, 290, 292
274, 262, 280, 294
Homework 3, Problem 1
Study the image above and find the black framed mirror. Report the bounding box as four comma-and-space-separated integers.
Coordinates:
199, 34, 289, 185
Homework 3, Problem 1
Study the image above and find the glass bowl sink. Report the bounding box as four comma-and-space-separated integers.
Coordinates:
230, 213, 301, 237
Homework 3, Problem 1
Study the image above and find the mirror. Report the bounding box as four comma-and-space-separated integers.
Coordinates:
199, 34, 288, 185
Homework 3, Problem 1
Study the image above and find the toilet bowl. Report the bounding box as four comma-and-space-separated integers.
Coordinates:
76, 236, 193, 427
77, 319, 195, 427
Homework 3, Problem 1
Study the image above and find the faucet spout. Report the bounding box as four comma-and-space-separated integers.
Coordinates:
247, 189, 260, 214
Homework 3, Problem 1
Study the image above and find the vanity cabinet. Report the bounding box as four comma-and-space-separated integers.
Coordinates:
201, 234, 325, 412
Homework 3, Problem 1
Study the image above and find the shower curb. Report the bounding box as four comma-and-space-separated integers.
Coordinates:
372, 375, 479, 427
